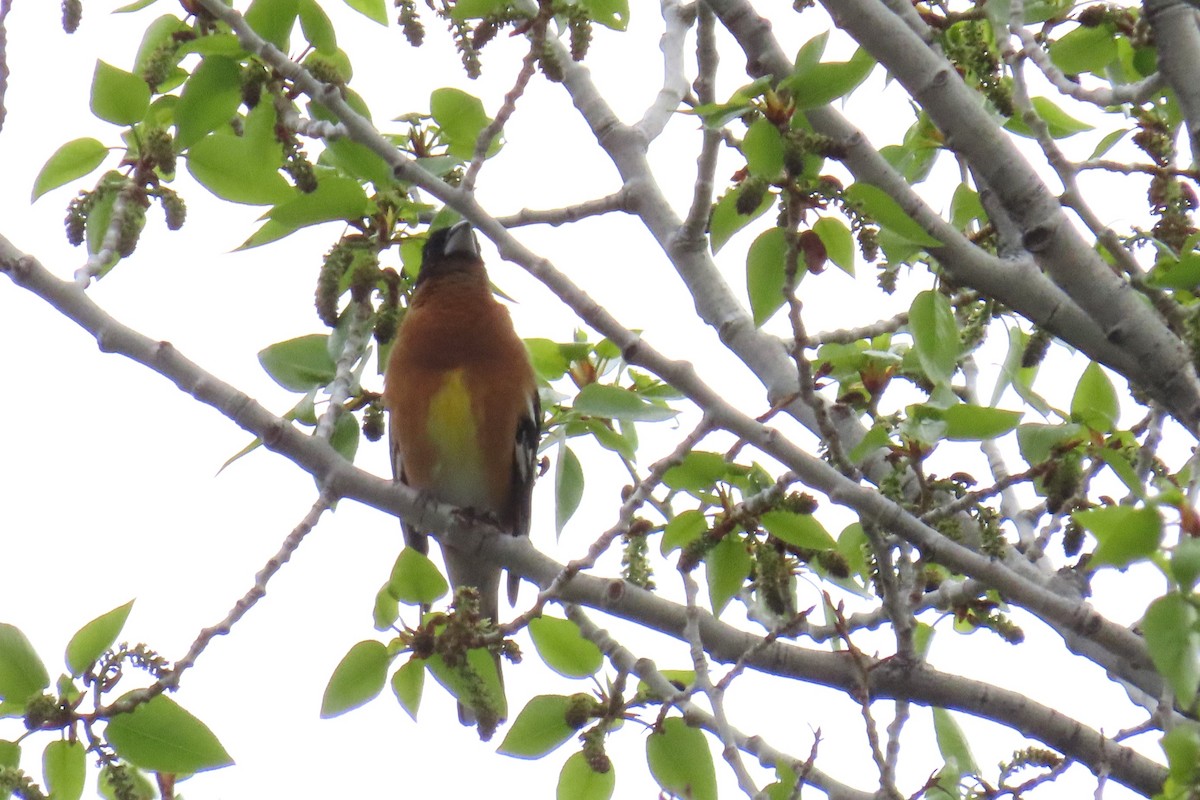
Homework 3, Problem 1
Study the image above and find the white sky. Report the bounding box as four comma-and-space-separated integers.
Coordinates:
0, 1, 1173, 798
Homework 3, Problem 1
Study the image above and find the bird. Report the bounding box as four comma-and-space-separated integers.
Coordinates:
383, 219, 541, 727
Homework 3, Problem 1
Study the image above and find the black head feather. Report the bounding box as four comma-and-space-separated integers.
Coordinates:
416, 220, 481, 288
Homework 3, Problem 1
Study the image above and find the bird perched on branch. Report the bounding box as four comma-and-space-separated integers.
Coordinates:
383, 219, 540, 726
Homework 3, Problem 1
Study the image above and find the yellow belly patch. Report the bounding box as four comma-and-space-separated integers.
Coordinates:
426, 369, 488, 508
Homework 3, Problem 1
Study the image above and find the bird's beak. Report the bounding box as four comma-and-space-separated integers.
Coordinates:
443, 220, 480, 260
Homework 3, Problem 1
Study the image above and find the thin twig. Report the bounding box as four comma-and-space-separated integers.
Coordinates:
495, 189, 633, 228
461, 1, 551, 192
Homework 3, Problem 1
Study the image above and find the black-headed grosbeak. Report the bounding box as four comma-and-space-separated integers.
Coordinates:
383, 219, 540, 723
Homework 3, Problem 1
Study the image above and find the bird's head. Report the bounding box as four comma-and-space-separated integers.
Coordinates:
416, 220, 483, 288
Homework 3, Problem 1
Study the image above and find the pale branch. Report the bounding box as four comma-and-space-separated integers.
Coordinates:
918, 466, 1040, 524
702, 0, 1168, 440
679, 3, 721, 242
814, 0, 1200, 432
75, 186, 132, 287
806, 311, 909, 345
963, 358, 1038, 548
314, 297, 372, 442
1004, 19, 1190, 336
782, 233, 856, 477
1075, 159, 1200, 179
1011, 23, 1164, 108
634, 0, 694, 143
827, 599, 903, 799
166, 493, 333, 688
1, 231, 1169, 746
700, 0, 1200, 436
276, 102, 348, 140
564, 604, 871, 800
102, 493, 333, 717
1136, 404, 1167, 489
680, 568, 760, 798
501, 414, 714, 634
0, 239, 1170, 794
1144, 0, 1200, 157
0, 0, 9, 134
494, 189, 634, 228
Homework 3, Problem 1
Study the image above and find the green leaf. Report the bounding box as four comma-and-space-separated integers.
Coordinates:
330, 411, 359, 462
1163, 725, 1200, 788
298, 0, 338, 52
557, 750, 615, 800
391, 658, 425, 720
65, 600, 134, 676
187, 129, 292, 205
320, 136, 397, 189
581, 418, 635, 462
1143, 594, 1200, 706
244, 0, 299, 49
31, 138, 109, 202
106, 694, 233, 773
115, 0, 163, 11
581, 0, 629, 31
1171, 537, 1200, 591
1089, 128, 1130, 160
133, 14, 187, 79
0, 624, 49, 709
1049, 23, 1118, 75
573, 383, 676, 422
372, 586, 399, 631
845, 183, 941, 247
764, 763, 799, 800
941, 405, 1022, 441
1071, 361, 1119, 432
386, 547, 449, 606
43, 740, 86, 800
933, 707, 979, 777
268, 175, 369, 228
342, 0, 388, 24
646, 718, 717, 800
743, 118, 784, 178
909, 290, 960, 385
450, 0, 511, 20
320, 640, 389, 717
498, 695, 576, 758
661, 509, 708, 556
528, 616, 602, 678
663, 451, 727, 493
425, 648, 505, 719
1005, 96, 1094, 139
555, 445, 585, 536
0, 739, 17, 769
813, 217, 853, 275
174, 56, 243, 151
784, 47, 876, 110
950, 183, 986, 229
90, 61, 150, 126
707, 534, 751, 616
430, 87, 497, 160
258, 334, 337, 392
709, 184, 774, 253
761, 510, 836, 550
98, 765, 155, 800
746, 227, 795, 327
526, 339, 572, 381
848, 423, 890, 463
1015, 422, 1084, 465
794, 32, 829, 74
1072, 505, 1162, 569
1098, 447, 1144, 499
